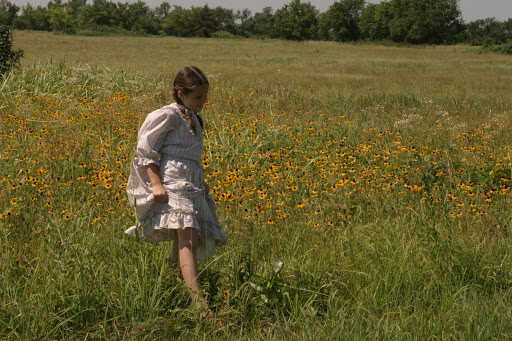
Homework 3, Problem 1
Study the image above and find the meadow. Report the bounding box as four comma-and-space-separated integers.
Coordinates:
1, 31, 512, 339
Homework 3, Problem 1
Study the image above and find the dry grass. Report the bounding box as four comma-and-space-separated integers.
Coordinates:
13, 31, 512, 106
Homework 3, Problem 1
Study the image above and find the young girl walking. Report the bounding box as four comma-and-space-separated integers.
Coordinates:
125, 66, 227, 315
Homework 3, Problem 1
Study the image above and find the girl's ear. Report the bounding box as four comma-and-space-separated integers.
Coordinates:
177, 90, 185, 101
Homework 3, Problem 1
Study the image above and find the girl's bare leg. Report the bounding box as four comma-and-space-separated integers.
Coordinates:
170, 230, 179, 271
178, 227, 206, 305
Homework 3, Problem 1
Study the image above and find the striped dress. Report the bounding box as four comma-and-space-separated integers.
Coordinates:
125, 103, 227, 263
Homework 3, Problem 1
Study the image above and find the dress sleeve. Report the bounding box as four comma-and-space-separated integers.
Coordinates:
136, 108, 174, 167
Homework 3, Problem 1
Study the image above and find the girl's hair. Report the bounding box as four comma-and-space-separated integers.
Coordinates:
173, 66, 208, 134
173, 66, 209, 105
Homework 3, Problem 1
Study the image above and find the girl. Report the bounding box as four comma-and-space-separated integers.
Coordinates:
125, 66, 227, 315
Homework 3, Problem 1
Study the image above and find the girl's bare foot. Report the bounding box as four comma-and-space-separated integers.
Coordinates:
201, 309, 213, 319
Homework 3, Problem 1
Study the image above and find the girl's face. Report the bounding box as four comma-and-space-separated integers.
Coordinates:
178, 84, 209, 113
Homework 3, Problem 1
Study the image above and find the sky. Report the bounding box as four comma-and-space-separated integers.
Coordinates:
9, 0, 512, 22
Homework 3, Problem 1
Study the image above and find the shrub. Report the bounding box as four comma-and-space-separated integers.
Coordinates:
0, 25, 23, 77
481, 42, 512, 55
494, 43, 512, 55
75, 25, 132, 37
211, 30, 238, 39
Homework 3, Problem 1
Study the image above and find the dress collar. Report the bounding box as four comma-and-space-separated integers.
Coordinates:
176, 103, 195, 115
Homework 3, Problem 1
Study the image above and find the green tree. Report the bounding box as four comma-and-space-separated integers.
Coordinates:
359, 0, 462, 44
235, 8, 252, 36
274, 0, 319, 40
189, 5, 218, 37
504, 18, 512, 42
318, 0, 365, 42
466, 18, 507, 46
124, 1, 158, 35
162, 5, 191, 37
48, 4, 74, 33
213, 6, 236, 34
504, 18, 512, 35
13, 4, 50, 31
155, 1, 171, 22
65, 0, 86, 19
359, 2, 391, 41
162, 5, 219, 37
244, 7, 275, 38
0, 0, 19, 26
77, 0, 122, 31
0, 25, 23, 77
403, 0, 462, 44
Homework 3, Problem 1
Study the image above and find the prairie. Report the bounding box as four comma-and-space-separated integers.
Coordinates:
1, 31, 512, 339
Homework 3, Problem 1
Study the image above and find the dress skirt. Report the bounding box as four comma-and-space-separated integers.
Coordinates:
125, 157, 227, 263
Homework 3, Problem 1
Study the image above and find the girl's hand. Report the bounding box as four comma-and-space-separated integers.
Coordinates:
203, 181, 210, 195
152, 183, 168, 203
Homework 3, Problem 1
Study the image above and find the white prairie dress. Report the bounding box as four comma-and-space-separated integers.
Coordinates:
125, 103, 227, 263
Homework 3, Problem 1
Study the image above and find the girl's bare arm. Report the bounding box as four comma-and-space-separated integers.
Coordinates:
146, 163, 168, 203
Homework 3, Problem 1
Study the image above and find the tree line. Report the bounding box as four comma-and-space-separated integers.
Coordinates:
1, 0, 511, 46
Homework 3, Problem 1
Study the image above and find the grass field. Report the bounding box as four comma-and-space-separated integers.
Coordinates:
1, 31, 512, 339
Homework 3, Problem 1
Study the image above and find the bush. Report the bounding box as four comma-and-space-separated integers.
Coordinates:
75, 25, 132, 37
211, 30, 239, 39
494, 43, 512, 55
0, 25, 24, 77
0, 25, 23, 76
481, 43, 512, 55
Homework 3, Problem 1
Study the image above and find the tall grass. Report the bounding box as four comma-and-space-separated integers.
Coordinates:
1, 31, 511, 339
